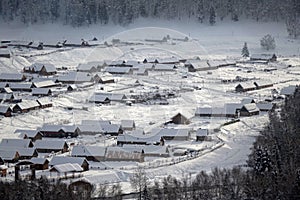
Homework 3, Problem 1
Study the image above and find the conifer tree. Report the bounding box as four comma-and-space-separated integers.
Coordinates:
242, 42, 250, 57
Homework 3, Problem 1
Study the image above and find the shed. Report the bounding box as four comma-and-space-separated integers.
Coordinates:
196, 129, 209, 141
250, 54, 277, 62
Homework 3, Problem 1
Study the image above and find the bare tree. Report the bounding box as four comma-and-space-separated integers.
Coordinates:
130, 167, 149, 200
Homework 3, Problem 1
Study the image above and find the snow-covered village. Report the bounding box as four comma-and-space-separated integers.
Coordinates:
0, 1, 300, 199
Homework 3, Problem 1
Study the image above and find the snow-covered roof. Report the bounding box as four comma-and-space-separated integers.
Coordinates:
93, 92, 126, 101
0, 105, 12, 113
155, 128, 190, 138
57, 72, 93, 83
186, 60, 210, 69
253, 80, 273, 87
241, 98, 255, 105
0, 149, 18, 160
50, 156, 87, 166
0, 49, 11, 55
0, 73, 25, 81
33, 80, 56, 88
256, 102, 274, 111
121, 120, 135, 129
117, 133, 160, 144
40, 124, 78, 133
30, 157, 48, 165
15, 129, 42, 138
30, 63, 56, 72
154, 64, 175, 71
132, 63, 154, 70
81, 120, 111, 126
0, 93, 14, 100
36, 97, 52, 106
0, 138, 33, 148
71, 146, 106, 157
15, 100, 40, 110
89, 94, 110, 103
196, 129, 209, 137
121, 144, 168, 155
10, 82, 32, 90
100, 124, 121, 134
104, 66, 132, 74
280, 85, 296, 96
77, 61, 105, 71
50, 163, 83, 173
0, 82, 9, 88
34, 140, 68, 150
32, 88, 51, 95
242, 103, 259, 113
224, 103, 242, 114
236, 82, 256, 89
14, 148, 37, 157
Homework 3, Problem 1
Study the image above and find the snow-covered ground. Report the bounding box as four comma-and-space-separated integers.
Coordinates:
0, 19, 300, 193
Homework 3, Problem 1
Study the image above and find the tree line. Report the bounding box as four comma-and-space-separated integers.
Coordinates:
0, 0, 299, 37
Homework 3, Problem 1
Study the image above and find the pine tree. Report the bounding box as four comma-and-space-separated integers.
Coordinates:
242, 42, 250, 57
209, 7, 216, 25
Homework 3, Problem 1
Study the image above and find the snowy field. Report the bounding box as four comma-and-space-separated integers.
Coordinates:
0, 19, 300, 193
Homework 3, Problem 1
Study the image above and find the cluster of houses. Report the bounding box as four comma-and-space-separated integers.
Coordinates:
195, 98, 275, 118
0, 98, 52, 117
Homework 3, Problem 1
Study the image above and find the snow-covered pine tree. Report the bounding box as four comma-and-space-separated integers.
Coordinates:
242, 42, 250, 57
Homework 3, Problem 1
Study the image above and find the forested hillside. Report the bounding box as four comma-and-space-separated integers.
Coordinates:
0, 0, 300, 37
